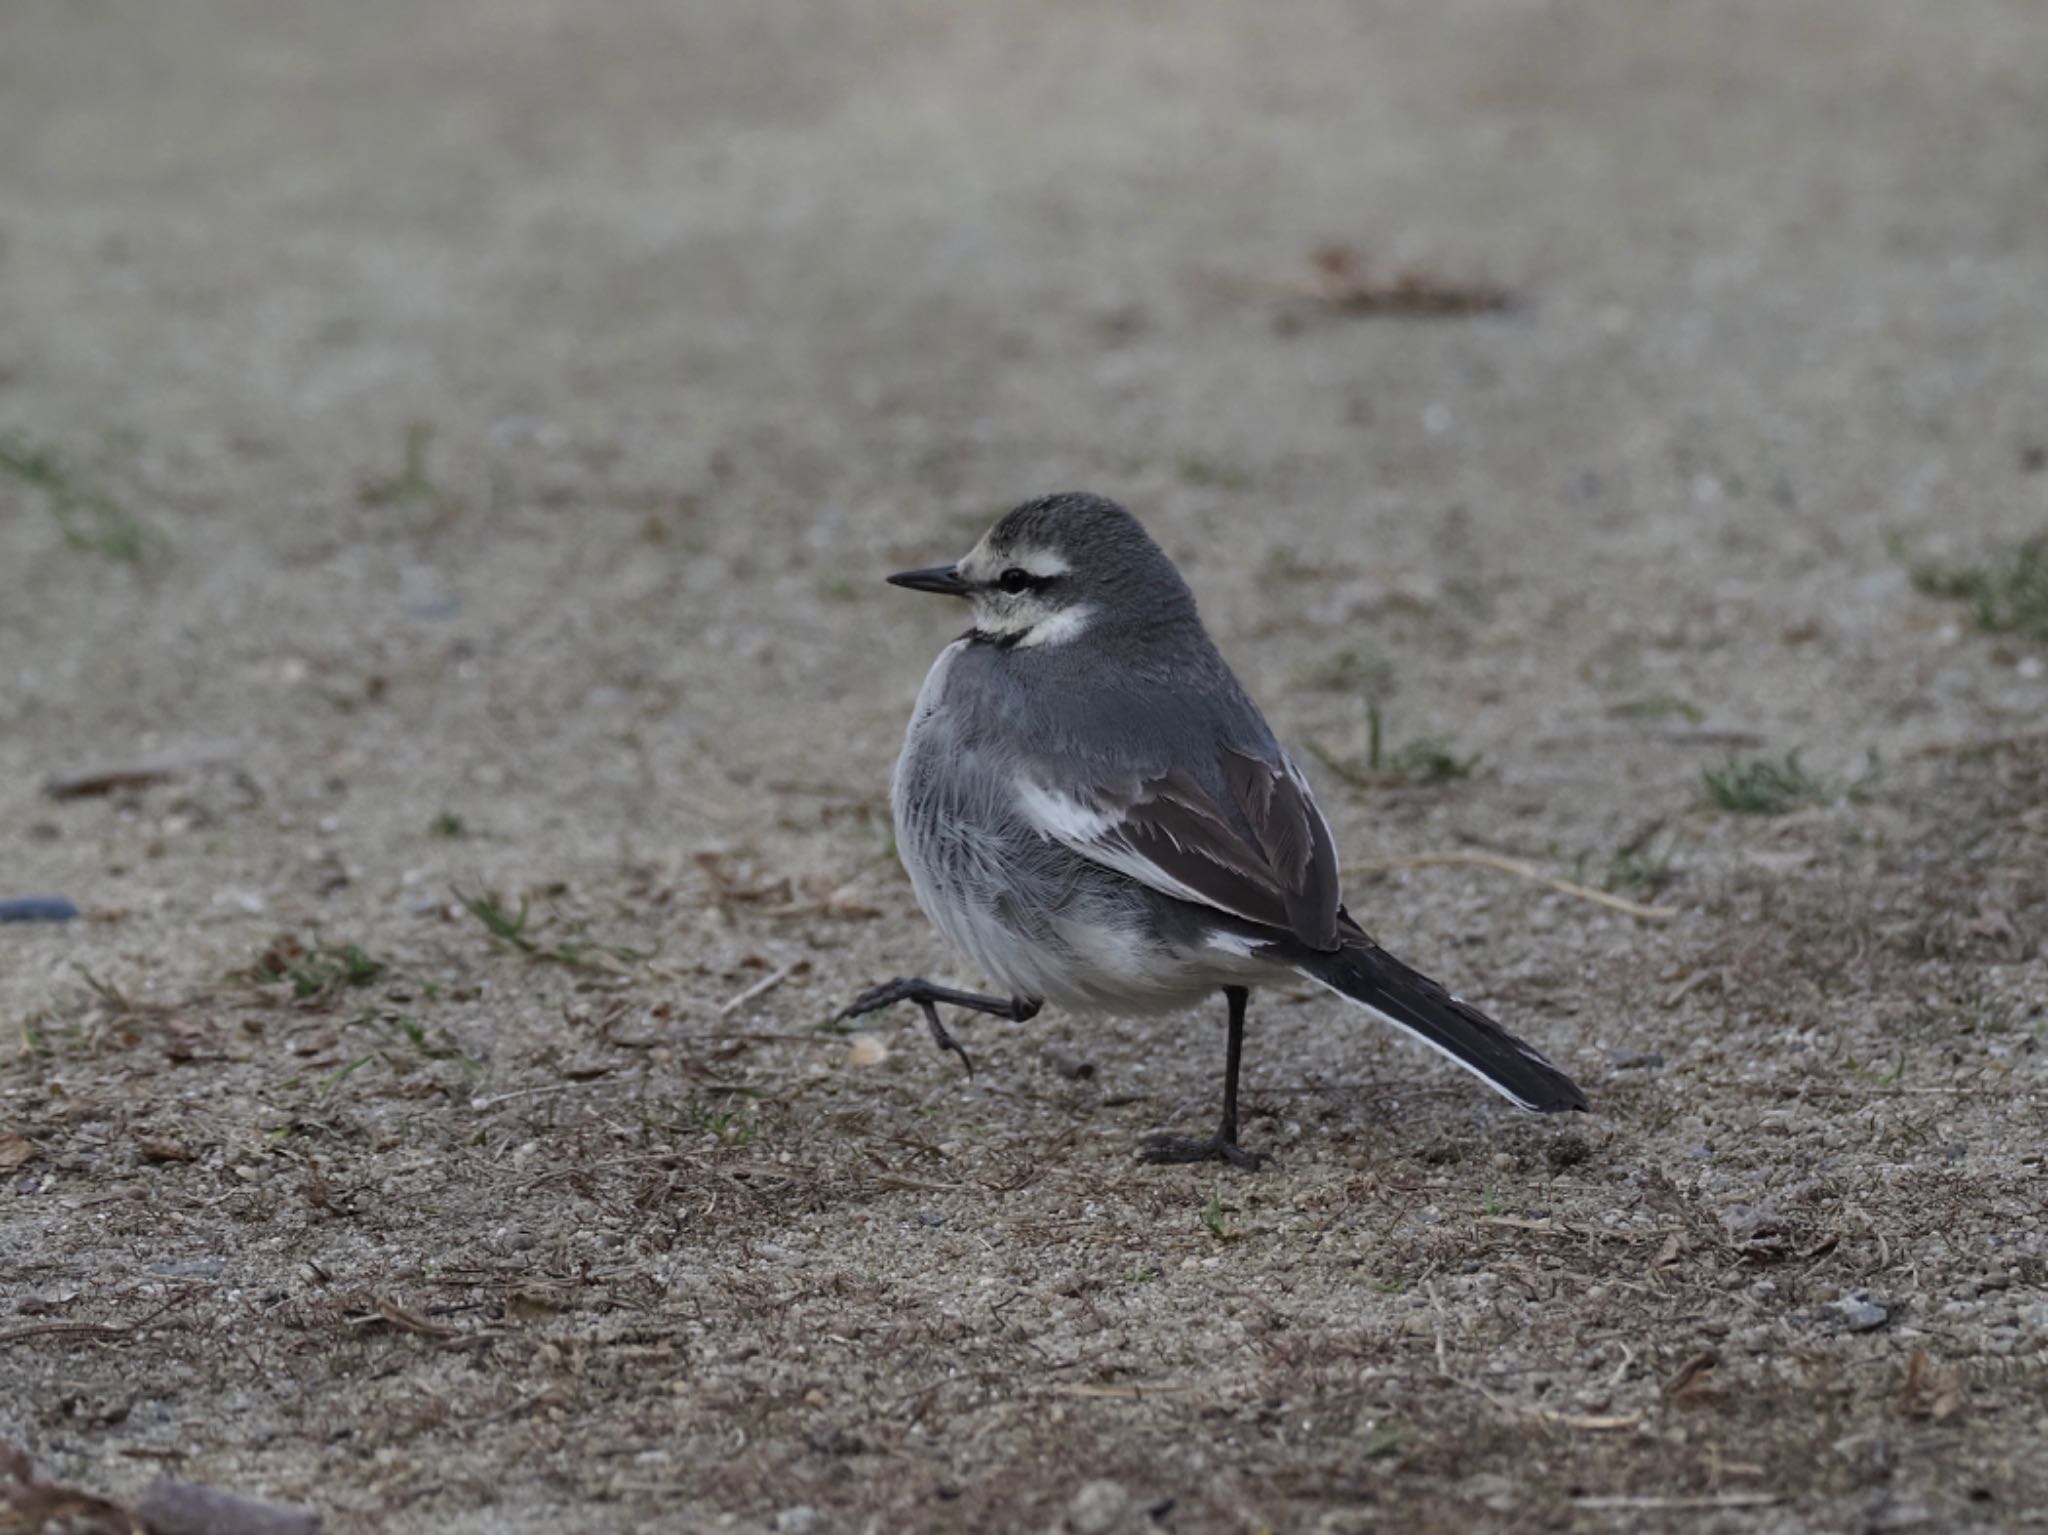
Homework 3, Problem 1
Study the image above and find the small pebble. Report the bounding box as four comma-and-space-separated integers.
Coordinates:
148, 1259, 225, 1279
1041, 1043, 1096, 1080
1068, 1479, 1129, 1535
0, 897, 80, 923
1828, 1292, 1891, 1332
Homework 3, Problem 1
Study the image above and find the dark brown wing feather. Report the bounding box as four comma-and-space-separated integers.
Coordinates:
1221, 749, 1341, 949
1105, 747, 1343, 952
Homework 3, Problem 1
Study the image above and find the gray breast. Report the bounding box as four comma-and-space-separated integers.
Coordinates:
889, 640, 1234, 1011
892, 642, 1049, 985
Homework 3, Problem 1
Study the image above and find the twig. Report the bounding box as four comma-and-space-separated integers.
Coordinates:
1910, 729, 2048, 758
1422, 1279, 1453, 1378
1534, 1409, 1642, 1431
1351, 851, 1679, 921
718, 961, 801, 1016
41, 745, 243, 800
1573, 1493, 1780, 1511
1647, 728, 1768, 749
0, 1292, 194, 1348
683, 1030, 839, 1046
1480, 1217, 1685, 1243
869, 1175, 974, 1194
0, 1320, 137, 1347
42, 762, 182, 799
1247, 245, 1518, 316
1471, 1384, 1642, 1432
361, 1297, 458, 1339
468, 1081, 604, 1111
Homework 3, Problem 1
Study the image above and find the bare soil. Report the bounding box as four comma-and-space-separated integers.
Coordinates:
2, 3, 2045, 1531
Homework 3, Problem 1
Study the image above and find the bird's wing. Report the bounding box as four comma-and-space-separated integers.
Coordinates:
1016, 745, 1344, 951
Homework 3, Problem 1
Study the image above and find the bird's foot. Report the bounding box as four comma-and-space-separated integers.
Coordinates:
1138, 1131, 1266, 1171
834, 976, 1039, 1024
832, 977, 976, 1077
834, 976, 922, 1022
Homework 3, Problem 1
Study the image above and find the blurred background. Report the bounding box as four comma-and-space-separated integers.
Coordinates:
5, 0, 2041, 882
3, 3, 2044, 1530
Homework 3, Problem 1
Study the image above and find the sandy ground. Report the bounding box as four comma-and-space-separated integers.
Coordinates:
3, 1, 2046, 1531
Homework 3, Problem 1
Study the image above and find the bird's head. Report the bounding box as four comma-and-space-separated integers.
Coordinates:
886, 492, 1197, 649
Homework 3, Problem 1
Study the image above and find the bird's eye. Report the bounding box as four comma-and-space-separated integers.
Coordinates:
997, 567, 1034, 594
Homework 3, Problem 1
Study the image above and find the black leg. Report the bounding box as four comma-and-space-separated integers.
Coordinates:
1218, 983, 1247, 1145
835, 975, 1042, 1078
1140, 985, 1264, 1169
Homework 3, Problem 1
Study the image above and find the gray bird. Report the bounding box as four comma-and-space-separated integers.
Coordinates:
840, 492, 1585, 1166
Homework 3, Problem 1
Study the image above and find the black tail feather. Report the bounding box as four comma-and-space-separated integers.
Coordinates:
1292, 943, 1587, 1113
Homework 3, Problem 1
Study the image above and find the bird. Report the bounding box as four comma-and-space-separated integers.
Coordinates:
838, 492, 1585, 1166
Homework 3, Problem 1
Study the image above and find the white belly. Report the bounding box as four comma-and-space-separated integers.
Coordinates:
888, 642, 1261, 1013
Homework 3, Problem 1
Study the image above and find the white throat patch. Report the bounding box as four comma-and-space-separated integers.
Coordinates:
975, 601, 1093, 648
1015, 603, 1094, 648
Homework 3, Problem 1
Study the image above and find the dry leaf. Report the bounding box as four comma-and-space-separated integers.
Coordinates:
820, 884, 882, 919
0, 1437, 141, 1534
1900, 1346, 1968, 1421
137, 1137, 194, 1164
693, 849, 792, 905
1964, 902, 2024, 958
372, 1296, 458, 1338
507, 1290, 566, 1321
1901, 1347, 1931, 1401
1666, 1350, 1720, 1403
1283, 244, 1515, 316
0, 1136, 36, 1172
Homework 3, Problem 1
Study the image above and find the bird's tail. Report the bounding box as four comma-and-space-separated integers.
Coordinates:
1291, 943, 1587, 1112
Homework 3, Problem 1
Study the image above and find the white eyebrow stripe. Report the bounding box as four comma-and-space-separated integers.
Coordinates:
1011, 548, 1069, 578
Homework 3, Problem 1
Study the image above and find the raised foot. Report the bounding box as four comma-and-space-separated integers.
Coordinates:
832, 975, 977, 1078
835, 976, 922, 1022
1138, 1132, 1267, 1171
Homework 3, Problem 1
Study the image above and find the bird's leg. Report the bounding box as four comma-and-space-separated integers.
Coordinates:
1140, 985, 1265, 1170
835, 976, 1043, 1078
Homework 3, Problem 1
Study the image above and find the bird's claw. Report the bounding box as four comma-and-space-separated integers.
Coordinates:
1138, 1132, 1266, 1171
832, 978, 975, 1076
921, 1003, 976, 1079
834, 977, 907, 1021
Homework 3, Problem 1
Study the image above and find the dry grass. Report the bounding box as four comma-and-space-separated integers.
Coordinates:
4, 743, 2043, 1531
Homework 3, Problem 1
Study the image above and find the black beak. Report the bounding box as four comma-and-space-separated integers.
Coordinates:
886, 564, 971, 597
